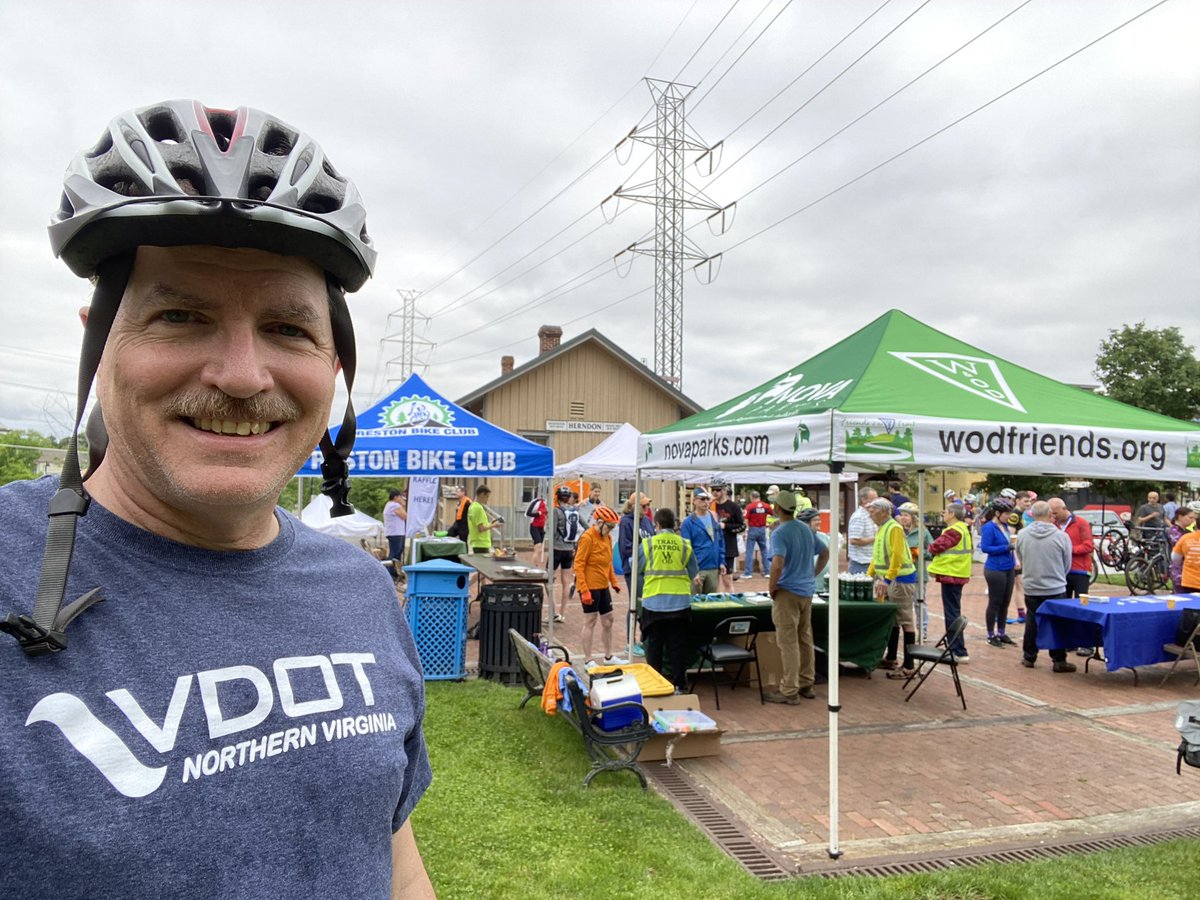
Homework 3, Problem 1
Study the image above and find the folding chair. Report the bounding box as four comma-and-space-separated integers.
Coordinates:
903, 616, 968, 710
1160, 618, 1200, 688
689, 616, 764, 710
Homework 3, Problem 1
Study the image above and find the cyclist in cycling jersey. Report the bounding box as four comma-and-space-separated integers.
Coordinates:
0, 101, 433, 898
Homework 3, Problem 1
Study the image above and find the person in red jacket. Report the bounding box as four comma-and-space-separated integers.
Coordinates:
1050, 497, 1096, 657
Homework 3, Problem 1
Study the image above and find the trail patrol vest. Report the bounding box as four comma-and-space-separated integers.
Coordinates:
928, 520, 972, 579
640, 532, 694, 599
872, 517, 916, 578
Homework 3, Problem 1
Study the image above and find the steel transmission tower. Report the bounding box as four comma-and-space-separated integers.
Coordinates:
379, 290, 435, 390
606, 79, 730, 388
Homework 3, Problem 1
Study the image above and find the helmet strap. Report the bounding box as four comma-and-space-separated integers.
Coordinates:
1, 253, 134, 655
318, 276, 358, 517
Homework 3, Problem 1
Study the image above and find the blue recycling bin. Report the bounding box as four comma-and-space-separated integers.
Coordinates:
403, 559, 472, 681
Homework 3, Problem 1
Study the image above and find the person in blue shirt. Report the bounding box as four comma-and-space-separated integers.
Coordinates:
980, 498, 1018, 647
765, 491, 830, 703
681, 487, 725, 593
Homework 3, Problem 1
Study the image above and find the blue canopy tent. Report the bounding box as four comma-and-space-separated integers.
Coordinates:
299, 373, 554, 479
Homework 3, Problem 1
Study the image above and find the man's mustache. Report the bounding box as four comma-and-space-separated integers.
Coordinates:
164, 391, 302, 423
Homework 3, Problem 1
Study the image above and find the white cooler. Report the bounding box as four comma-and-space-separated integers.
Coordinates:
588, 672, 644, 732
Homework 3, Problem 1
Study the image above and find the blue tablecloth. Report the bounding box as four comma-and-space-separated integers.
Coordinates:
1035, 594, 1200, 671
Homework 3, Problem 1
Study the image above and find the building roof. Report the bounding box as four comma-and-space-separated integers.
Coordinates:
456, 328, 703, 415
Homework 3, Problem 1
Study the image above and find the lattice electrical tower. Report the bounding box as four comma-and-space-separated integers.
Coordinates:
379, 290, 435, 390
605, 79, 731, 389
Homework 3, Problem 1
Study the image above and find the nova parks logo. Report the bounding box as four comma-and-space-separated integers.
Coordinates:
889, 352, 1026, 413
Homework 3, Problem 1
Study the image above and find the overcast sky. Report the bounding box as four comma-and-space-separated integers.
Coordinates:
1, 0, 1197, 437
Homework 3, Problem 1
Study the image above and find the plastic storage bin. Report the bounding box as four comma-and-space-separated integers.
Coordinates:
403, 559, 472, 681
478, 583, 543, 684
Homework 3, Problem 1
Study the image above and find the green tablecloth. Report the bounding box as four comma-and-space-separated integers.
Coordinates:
687, 595, 897, 671
413, 538, 466, 563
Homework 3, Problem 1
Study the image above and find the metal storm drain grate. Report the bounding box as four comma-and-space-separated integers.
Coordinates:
644, 764, 793, 880
644, 761, 1200, 884
807, 825, 1200, 880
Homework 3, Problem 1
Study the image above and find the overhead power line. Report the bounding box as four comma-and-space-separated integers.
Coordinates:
712, 0, 933, 183
715, 0, 1038, 204
717, 0, 1173, 256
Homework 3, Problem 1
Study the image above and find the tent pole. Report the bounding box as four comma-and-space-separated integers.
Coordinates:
827, 462, 843, 860
917, 469, 927, 644
629, 469, 641, 660
544, 477, 555, 645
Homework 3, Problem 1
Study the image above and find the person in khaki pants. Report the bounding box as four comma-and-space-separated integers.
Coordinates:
765, 491, 829, 704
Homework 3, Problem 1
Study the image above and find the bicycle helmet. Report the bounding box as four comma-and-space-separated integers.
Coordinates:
796, 508, 820, 523
593, 505, 620, 524
991, 498, 1014, 514
964, 493, 977, 504
999, 488, 1017, 500
1187, 500, 1200, 515
944, 489, 957, 499
898, 502, 921, 515
51, 100, 374, 290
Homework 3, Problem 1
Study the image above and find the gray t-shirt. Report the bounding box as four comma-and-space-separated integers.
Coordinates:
0, 477, 431, 899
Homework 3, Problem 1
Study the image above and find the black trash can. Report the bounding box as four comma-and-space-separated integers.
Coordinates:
478, 583, 544, 684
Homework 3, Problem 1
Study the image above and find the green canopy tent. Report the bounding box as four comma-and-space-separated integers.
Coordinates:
634, 308, 1200, 860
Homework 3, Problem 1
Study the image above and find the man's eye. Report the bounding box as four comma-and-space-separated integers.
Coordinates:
161, 310, 191, 324
273, 324, 308, 338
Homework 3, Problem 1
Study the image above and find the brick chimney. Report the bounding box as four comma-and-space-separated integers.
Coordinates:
537, 325, 563, 355
500, 355, 514, 375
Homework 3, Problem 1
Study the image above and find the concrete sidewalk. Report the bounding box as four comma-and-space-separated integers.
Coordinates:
463, 556, 1200, 872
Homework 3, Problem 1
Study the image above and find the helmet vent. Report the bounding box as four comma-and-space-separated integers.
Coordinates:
248, 174, 278, 202
170, 165, 205, 196
301, 193, 337, 214
97, 175, 149, 198
86, 131, 114, 159
143, 109, 184, 144
322, 158, 340, 180
260, 124, 297, 157
205, 110, 235, 151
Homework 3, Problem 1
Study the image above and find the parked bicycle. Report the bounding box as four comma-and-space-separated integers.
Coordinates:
1123, 526, 1172, 594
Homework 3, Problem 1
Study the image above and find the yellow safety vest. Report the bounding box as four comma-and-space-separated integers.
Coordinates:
640, 532, 694, 599
871, 518, 915, 579
928, 520, 972, 579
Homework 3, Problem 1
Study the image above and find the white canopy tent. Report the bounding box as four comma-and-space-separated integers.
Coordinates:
300, 494, 386, 547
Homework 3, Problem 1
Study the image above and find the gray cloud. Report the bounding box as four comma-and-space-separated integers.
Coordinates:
2, 0, 1197, 435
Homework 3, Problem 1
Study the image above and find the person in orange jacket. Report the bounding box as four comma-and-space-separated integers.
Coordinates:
574, 505, 624, 667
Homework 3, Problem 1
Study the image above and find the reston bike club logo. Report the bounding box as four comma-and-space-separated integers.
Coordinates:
360, 395, 478, 438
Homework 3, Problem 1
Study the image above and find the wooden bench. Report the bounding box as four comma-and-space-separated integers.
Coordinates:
508, 629, 655, 788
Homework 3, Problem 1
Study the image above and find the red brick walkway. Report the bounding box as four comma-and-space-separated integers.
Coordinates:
463, 554, 1200, 868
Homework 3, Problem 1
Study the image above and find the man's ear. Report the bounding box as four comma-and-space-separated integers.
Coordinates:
79, 306, 90, 328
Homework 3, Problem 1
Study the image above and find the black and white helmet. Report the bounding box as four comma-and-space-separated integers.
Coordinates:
50, 100, 375, 291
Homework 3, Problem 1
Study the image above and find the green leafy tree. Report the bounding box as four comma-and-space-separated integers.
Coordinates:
1089, 322, 1199, 499
973, 474, 1068, 501
0, 429, 66, 486
1093, 322, 1200, 421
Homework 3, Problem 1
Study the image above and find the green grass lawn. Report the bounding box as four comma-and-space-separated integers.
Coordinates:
412, 680, 1198, 898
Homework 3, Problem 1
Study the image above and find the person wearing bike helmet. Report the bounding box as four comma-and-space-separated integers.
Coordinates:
551, 485, 579, 621
573, 505, 625, 667
0, 102, 433, 897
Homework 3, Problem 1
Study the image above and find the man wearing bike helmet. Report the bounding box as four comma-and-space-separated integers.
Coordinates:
573, 505, 625, 667
0, 102, 433, 897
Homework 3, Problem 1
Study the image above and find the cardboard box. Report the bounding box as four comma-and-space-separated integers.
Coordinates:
640, 694, 723, 761
755, 633, 784, 691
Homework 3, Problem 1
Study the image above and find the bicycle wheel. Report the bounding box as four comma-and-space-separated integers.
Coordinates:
1098, 530, 1128, 568
1124, 556, 1153, 594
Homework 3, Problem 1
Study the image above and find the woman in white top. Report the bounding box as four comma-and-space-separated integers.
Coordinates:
383, 488, 408, 573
